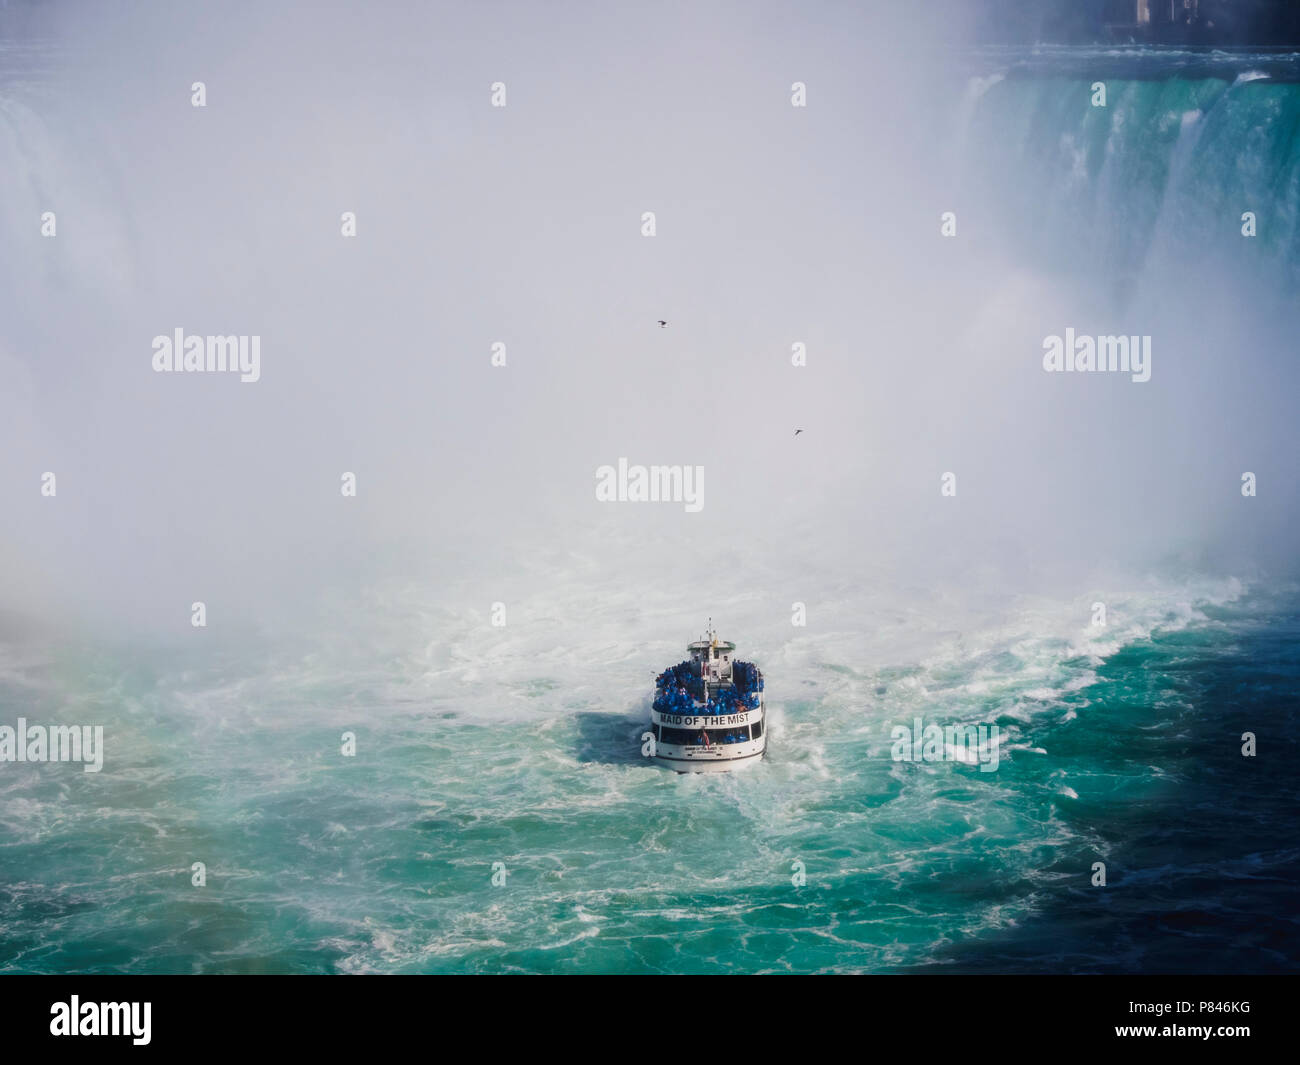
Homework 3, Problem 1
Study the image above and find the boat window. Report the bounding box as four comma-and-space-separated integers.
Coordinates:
750, 720, 762, 739
658, 726, 752, 746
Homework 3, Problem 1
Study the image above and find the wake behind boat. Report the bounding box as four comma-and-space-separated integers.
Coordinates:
648, 623, 766, 773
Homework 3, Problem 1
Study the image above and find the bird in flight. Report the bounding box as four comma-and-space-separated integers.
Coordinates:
657, 320, 668, 328
794, 429, 803, 436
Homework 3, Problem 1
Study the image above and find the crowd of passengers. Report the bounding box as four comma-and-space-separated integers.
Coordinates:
731, 660, 764, 694
653, 658, 763, 715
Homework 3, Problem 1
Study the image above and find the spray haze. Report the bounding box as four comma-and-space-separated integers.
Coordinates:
0, 1, 1295, 643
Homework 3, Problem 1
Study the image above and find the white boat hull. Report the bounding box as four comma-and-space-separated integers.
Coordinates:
650, 738, 766, 773
648, 695, 766, 773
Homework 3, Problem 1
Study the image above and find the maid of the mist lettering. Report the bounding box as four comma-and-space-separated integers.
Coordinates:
1042, 329, 1150, 382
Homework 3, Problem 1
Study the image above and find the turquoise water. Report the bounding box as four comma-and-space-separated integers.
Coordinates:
1, 570, 1296, 974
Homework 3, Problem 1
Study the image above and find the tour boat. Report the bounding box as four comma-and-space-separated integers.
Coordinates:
648, 624, 766, 773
